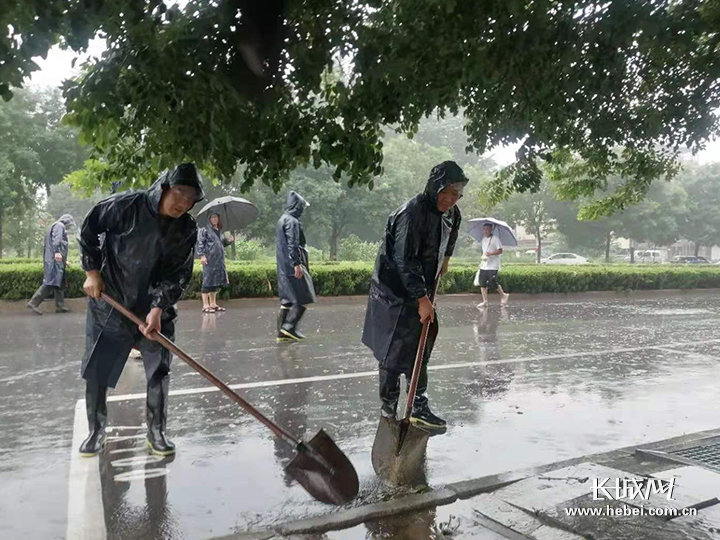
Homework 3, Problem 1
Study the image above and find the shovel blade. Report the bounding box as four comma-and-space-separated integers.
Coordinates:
285, 429, 359, 505
371, 417, 430, 486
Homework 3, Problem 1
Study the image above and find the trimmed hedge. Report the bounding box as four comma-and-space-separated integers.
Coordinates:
4, 262, 720, 301
0, 258, 43, 265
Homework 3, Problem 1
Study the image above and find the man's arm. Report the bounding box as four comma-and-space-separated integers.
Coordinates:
445, 206, 462, 257
139, 225, 196, 340
283, 218, 301, 267
392, 209, 427, 300
79, 195, 129, 272
441, 207, 463, 276
150, 226, 197, 311
393, 209, 434, 323
197, 229, 208, 265
196, 228, 207, 256
51, 223, 64, 262
79, 195, 131, 298
488, 236, 504, 256
283, 218, 305, 278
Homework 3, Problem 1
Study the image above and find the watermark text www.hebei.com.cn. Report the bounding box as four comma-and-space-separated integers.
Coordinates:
563, 477, 697, 519
565, 505, 697, 518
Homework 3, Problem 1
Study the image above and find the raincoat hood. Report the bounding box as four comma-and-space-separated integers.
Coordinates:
147, 163, 206, 215
423, 161, 469, 211
208, 212, 222, 230
285, 191, 309, 218
58, 214, 76, 228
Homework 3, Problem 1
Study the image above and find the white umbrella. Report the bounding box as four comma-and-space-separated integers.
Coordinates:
196, 196, 259, 230
467, 217, 518, 247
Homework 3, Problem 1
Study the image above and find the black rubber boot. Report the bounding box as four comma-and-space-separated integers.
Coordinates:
55, 287, 71, 313
411, 399, 446, 428
410, 362, 447, 428
26, 286, 45, 315
379, 369, 401, 419
280, 305, 307, 341
276, 307, 292, 342
146, 375, 176, 456
79, 383, 108, 456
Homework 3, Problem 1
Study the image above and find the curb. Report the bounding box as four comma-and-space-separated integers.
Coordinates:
278, 488, 458, 535
213, 427, 720, 539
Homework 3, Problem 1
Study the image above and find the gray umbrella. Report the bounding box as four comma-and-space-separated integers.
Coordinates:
467, 217, 518, 247
196, 196, 259, 230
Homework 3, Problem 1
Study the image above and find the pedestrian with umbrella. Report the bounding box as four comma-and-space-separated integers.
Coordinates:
467, 218, 516, 308
275, 191, 316, 342
195, 196, 258, 313
27, 214, 76, 315
197, 213, 234, 312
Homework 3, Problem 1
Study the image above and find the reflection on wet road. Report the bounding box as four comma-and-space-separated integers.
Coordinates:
1, 292, 720, 538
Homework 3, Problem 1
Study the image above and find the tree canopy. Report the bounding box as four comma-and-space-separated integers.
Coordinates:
2, 1, 719, 210
0, 87, 87, 256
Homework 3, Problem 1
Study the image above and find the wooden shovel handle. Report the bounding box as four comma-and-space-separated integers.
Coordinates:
403, 278, 441, 419
100, 293, 300, 448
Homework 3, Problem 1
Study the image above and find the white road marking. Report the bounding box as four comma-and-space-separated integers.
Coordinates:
105, 338, 720, 402
114, 468, 171, 483
108, 447, 146, 455
106, 434, 147, 442
111, 455, 165, 468
66, 400, 107, 540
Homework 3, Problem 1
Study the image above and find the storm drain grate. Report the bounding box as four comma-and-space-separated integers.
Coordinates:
670, 442, 720, 472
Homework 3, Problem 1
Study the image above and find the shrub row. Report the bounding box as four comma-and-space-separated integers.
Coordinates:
0, 258, 43, 265
4, 262, 720, 301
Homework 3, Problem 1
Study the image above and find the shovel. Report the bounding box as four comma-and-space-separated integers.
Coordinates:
371, 279, 441, 486
101, 293, 359, 505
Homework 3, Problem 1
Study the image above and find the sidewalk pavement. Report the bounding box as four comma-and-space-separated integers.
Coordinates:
223, 428, 720, 539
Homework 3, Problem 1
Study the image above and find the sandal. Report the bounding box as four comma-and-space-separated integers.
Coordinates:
202, 307, 215, 313
214, 306, 226, 312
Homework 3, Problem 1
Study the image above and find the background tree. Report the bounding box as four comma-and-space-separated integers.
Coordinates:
548, 197, 616, 261
489, 182, 557, 263
676, 163, 720, 256
226, 135, 464, 258
3, 196, 51, 258
0, 88, 87, 257
549, 176, 687, 262
45, 183, 104, 224
3, 1, 719, 211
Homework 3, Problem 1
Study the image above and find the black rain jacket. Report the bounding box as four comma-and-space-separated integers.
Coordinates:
78, 164, 204, 386
362, 161, 467, 371
275, 191, 316, 305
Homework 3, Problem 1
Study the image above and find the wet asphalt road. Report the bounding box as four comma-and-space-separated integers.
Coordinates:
1, 291, 720, 539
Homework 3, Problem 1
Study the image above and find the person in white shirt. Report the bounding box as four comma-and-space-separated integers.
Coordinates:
477, 223, 510, 308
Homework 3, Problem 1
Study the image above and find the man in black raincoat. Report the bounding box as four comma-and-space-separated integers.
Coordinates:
77, 163, 204, 457
27, 214, 76, 315
275, 191, 316, 342
362, 161, 468, 428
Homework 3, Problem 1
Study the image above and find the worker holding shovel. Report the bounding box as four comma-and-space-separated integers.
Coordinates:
77, 164, 205, 457
362, 161, 468, 429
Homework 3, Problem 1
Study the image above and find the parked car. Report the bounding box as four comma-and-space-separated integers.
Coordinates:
671, 256, 710, 264
636, 250, 664, 263
623, 250, 665, 263
540, 253, 589, 265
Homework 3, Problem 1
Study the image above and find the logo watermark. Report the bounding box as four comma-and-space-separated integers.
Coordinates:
592, 477, 675, 501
